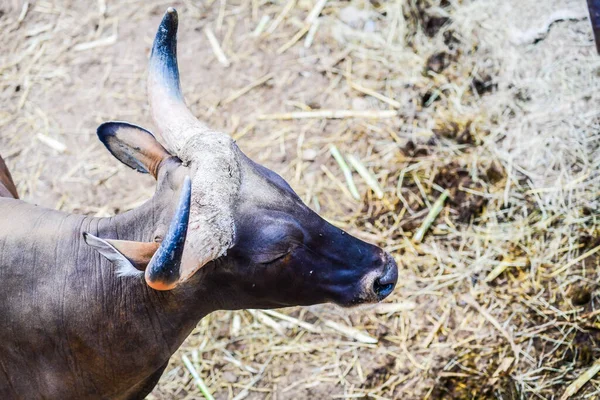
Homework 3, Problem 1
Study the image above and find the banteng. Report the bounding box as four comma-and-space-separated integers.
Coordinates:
0, 8, 398, 399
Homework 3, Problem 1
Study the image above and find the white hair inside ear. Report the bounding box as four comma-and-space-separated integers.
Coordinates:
83, 233, 144, 278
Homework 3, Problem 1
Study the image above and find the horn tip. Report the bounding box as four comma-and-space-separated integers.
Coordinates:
162, 7, 178, 28
146, 277, 179, 291
150, 6, 180, 88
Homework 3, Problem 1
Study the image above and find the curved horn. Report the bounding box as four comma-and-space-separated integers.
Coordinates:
145, 176, 192, 290
147, 8, 241, 283
589, 0, 600, 54
148, 8, 208, 157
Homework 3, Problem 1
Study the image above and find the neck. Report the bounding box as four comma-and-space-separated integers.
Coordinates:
95, 191, 217, 354
0, 185, 224, 398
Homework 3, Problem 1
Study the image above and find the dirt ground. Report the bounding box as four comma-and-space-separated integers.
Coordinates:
2, 0, 600, 399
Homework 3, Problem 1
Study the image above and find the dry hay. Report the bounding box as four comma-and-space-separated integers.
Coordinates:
1, 0, 600, 399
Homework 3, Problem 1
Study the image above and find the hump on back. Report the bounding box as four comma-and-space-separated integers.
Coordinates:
0, 155, 18, 199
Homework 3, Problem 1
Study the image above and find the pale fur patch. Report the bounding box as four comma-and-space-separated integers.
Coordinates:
115, 264, 144, 278
177, 131, 241, 281
356, 268, 381, 304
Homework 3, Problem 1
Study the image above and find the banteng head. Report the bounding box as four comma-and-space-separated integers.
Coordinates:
85, 8, 398, 308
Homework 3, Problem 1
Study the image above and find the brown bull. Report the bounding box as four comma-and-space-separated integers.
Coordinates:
0, 8, 397, 399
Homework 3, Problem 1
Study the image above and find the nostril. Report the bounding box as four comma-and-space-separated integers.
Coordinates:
373, 257, 398, 300
373, 278, 394, 299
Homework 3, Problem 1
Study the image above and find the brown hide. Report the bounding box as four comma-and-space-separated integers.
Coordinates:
0, 193, 213, 399
0, 155, 18, 199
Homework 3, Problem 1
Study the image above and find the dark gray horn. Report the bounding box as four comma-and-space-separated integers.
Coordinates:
148, 7, 210, 157
145, 176, 191, 290
146, 8, 239, 285
588, 0, 600, 54
149, 7, 182, 101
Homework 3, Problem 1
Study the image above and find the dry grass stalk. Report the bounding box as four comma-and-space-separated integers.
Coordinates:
346, 154, 384, 199
265, 0, 295, 35
413, 190, 449, 243
35, 133, 66, 153
374, 302, 417, 314
204, 26, 230, 67
252, 15, 271, 37
304, 19, 320, 48
305, 0, 328, 24
421, 307, 450, 348
349, 81, 402, 109
484, 256, 528, 283
248, 310, 286, 336
73, 34, 117, 51
181, 354, 215, 400
329, 144, 360, 200
258, 110, 398, 120
560, 359, 600, 400
261, 309, 321, 333
277, 24, 311, 54
323, 320, 378, 344
222, 73, 274, 105
488, 357, 514, 386
320, 164, 358, 202
550, 243, 600, 277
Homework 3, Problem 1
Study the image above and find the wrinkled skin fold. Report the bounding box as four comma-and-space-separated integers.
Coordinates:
0, 8, 398, 399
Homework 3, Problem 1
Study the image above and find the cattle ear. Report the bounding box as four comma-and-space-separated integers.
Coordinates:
83, 233, 155, 277
97, 121, 172, 178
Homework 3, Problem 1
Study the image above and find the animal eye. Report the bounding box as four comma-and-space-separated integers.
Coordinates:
252, 251, 289, 265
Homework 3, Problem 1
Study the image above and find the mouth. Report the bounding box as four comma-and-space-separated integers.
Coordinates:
329, 256, 399, 307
